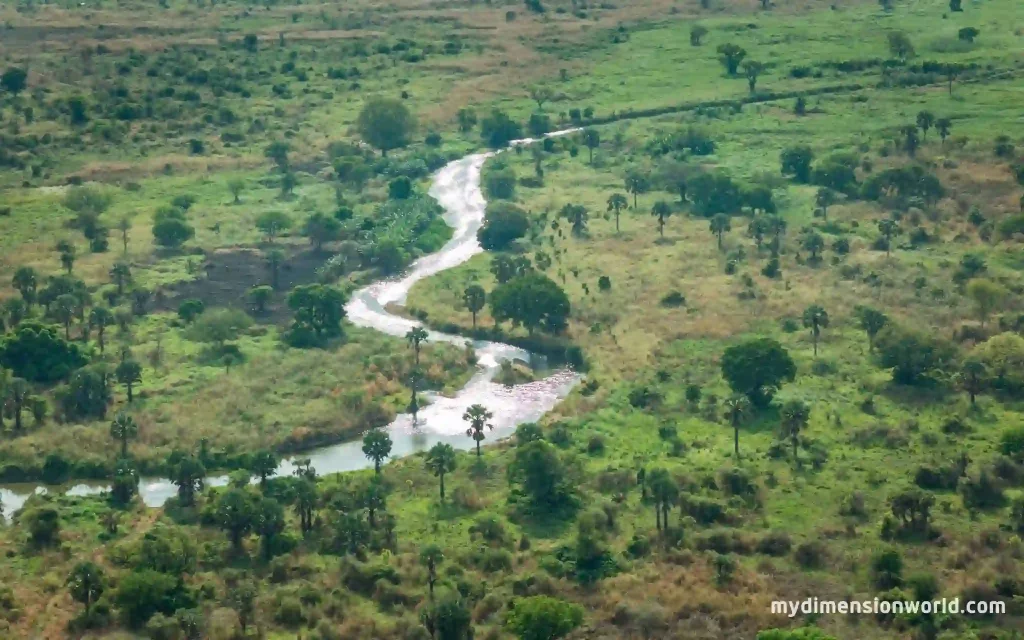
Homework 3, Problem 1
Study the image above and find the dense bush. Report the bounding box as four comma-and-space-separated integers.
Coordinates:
478, 202, 530, 250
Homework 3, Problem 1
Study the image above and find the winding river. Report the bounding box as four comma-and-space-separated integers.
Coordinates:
0, 132, 581, 519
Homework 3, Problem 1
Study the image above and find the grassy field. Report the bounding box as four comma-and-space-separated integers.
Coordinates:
1, 0, 1024, 638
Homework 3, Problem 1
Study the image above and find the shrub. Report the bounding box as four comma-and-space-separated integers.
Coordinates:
794, 541, 827, 569
478, 202, 529, 250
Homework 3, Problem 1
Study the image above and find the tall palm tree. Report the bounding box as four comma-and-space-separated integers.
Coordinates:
420, 544, 444, 598
8, 377, 29, 432
607, 193, 628, 233
723, 395, 750, 459
362, 428, 393, 475
710, 213, 731, 250
110, 412, 138, 459
647, 468, 678, 532
89, 307, 113, 354
109, 262, 132, 296
406, 327, 428, 366
802, 305, 830, 357
780, 399, 810, 465
425, 442, 457, 500
463, 404, 494, 459
462, 285, 486, 329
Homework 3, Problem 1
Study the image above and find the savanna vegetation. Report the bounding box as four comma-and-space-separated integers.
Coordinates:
1, 0, 1024, 638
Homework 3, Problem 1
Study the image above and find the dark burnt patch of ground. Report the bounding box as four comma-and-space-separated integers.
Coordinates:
156, 247, 327, 324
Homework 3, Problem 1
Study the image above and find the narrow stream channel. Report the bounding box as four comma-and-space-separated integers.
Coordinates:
0, 132, 581, 518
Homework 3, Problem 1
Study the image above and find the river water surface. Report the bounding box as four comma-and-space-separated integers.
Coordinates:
0, 133, 580, 518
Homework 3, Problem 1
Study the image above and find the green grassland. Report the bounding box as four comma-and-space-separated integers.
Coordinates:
1, 0, 1024, 638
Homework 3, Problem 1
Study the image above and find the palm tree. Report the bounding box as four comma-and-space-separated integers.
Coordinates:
58, 240, 76, 274
916, 110, 935, 141
89, 307, 113, 354
8, 377, 29, 432
802, 305, 829, 357
709, 213, 731, 250
462, 285, 486, 329
560, 203, 589, 237
647, 468, 678, 532
362, 428, 393, 475
110, 412, 138, 459
294, 478, 317, 535
779, 399, 810, 465
109, 262, 132, 297
723, 395, 750, 459
607, 193, 628, 233
625, 170, 650, 209
116, 359, 143, 402
801, 231, 825, 262
815, 187, 838, 220
406, 327, 428, 366
651, 201, 672, 239
420, 544, 444, 598
425, 442, 457, 500
582, 129, 600, 164
53, 294, 77, 340
877, 218, 900, 257
463, 404, 494, 459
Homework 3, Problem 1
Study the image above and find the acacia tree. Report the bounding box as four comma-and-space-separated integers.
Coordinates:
110, 412, 138, 458
362, 428, 393, 475
356, 97, 416, 156
426, 442, 457, 500
710, 213, 731, 250
717, 43, 747, 76
607, 193, 628, 233
966, 278, 1008, 328
742, 60, 765, 93
462, 284, 486, 329
651, 201, 673, 239
724, 395, 750, 458
463, 404, 494, 459
802, 305, 830, 357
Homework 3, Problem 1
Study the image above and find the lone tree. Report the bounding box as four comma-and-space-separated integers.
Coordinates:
582, 129, 600, 164
710, 213, 731, 250
648, 468, 678, 531
420, 545, 445, 599
607, 193, 628, 233
463, 404, 494, 459
406, 326, 429, 366
936, 118, 952, 145
256, 210, 292, 244
66, 561, 105, 617
651, 201, 673, 239
362, 428, 393, 475
855, 305, 889, 352
690, 24, 709, 46
721, 338, 797, 408
425, 442, 457, 501
462, 284, 486, 329
560, 203, 589, 237
916, 110, 935, 141
957, 359, 987, 406
110, 412, 138, 458
717, 43, 747, 76
781, 146, 814, 183
742, 60, 765, 93
966, 278, 1008, 327
877, 218, 901, 256
723, 395, 750, 459
250, 450, 279, 488
116, 359, 143, 402
779, 399, 810, 464
356, 97, 416, 156
490, 273, 570, 335
887, 32, 915, 61
802, 305, 830, 356
624, 170, 650, 209
228, 178, 246, 204
815, 188, 838, 220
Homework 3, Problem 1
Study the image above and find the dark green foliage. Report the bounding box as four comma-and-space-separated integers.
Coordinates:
479, 202, 530, 250
509, 440, 577, 515
780, 146, 814, 183
421, 589, 473, 639
689, 172, 742, 216
0, 321, 87, 383
506, 595, 584, 640
481, 110, 523, 148
874, 324, 956, 385
22, 505, 60, 546
357, 98, 416, 155
721, 338, 797, 407
115, 570, 193, 628
862, 165, 943, 206
57, 366, 112, 420
286, 284, 347, 347
490, 273, 570, 334
484, 165, 518, 200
